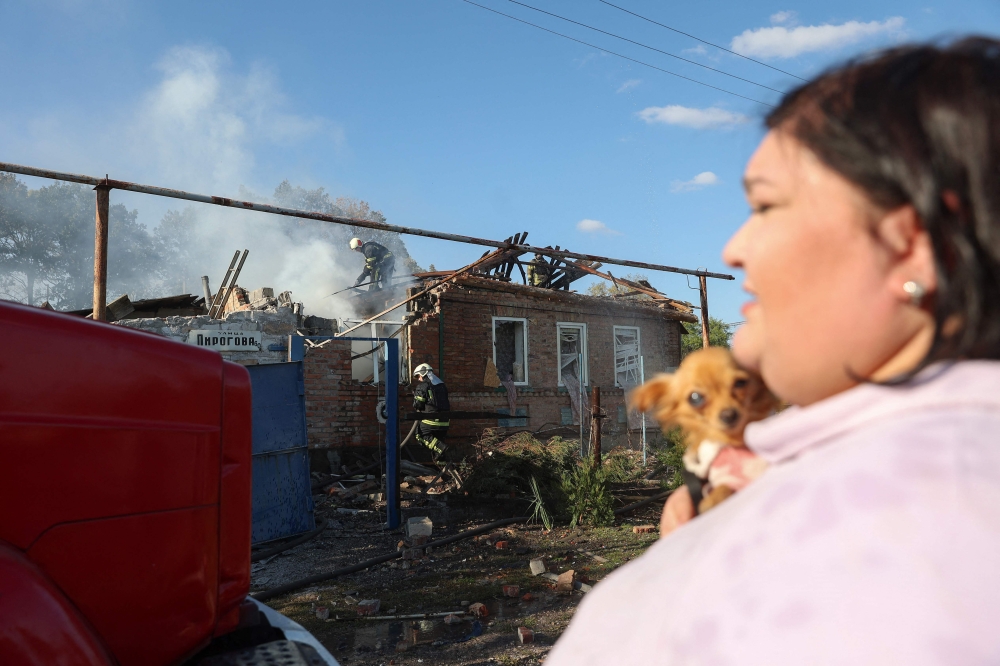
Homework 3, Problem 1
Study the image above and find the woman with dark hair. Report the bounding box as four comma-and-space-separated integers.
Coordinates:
547, 39, 1000, 664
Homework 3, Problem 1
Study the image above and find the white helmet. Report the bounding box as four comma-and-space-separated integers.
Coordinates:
413, 363, 433, 378
349, 238, 363, 250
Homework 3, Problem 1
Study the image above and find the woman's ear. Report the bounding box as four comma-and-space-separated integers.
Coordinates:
876, 204, 938, 300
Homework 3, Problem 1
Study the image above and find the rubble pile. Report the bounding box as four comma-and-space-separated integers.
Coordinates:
113, 286, 338, 365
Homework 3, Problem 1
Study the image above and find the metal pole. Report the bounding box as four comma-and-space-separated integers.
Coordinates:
578, 352, 585, 458
385, 338, 400, 530
92, 184, 110, 321
592, 386, 601, 468
640, 356, 647, 466
699, 275, 710, 348
371, 323, 379, 384
0, 161, 734, 282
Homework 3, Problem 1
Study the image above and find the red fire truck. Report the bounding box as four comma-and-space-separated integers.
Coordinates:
0, 301, 337, 665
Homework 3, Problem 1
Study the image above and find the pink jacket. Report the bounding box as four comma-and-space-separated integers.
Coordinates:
547, 361, 1000, 665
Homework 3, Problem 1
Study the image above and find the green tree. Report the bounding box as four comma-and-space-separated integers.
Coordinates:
681, 317, 733, 358
586, 272, 656, 299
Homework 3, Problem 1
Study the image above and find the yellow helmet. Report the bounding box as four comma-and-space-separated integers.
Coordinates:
349, 238, 363, 250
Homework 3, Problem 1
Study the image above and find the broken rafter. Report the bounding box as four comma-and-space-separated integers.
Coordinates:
336, 249, 506, 338
566, 260, 694, 313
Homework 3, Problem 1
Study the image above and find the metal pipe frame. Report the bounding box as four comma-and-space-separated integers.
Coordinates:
0, 161, 734, 281
289, 335, 400, 530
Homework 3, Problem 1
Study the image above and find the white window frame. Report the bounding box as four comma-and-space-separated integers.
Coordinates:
492, 316, 530, 386
613, 325, 641, 388
556, 322, 589, 387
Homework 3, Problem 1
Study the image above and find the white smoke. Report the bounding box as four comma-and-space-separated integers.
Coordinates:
125, 45, 364, 321
169, 206, 361, 321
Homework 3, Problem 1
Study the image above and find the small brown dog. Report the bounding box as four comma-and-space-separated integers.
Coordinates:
630, 347, 778, 525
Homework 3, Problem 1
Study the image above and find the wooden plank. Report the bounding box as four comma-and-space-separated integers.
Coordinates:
566, 261, 694, 313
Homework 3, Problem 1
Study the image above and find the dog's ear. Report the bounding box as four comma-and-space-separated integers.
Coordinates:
629, 374, 676, 418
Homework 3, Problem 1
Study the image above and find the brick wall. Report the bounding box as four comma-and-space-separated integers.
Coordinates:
303, 339, 391, 450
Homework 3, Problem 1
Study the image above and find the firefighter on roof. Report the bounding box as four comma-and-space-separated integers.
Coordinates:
526, 252, 551, 287
412, 363, 451, 461
350, 238, 395, 291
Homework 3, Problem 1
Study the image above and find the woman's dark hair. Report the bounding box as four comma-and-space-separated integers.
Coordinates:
768, 37, 1000, 369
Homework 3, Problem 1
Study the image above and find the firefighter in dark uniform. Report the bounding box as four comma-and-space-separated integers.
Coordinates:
350, 237, 395, 290
526, 253, 551, 287
411, 363, 451, 461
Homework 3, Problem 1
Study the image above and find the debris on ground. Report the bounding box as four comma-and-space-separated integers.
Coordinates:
248, 430, 679, 664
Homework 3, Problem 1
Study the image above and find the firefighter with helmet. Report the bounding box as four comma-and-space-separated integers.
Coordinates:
350, 238, 395, 291
526, 252, 551, 287
411, 363, 451, 461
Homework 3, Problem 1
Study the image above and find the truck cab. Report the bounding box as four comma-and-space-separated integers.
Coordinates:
0, 301, 336, 665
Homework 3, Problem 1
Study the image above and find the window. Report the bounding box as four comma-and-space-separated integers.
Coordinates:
614, 326, 641, 388
493, 317, 528, 385
557, 323, 588, 387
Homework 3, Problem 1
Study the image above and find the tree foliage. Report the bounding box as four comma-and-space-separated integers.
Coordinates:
586, 272, 655, 300
681, 317, 733, 358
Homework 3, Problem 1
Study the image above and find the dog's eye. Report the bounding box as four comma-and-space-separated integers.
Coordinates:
733, 378, 748, 390
688, 391, 706, 407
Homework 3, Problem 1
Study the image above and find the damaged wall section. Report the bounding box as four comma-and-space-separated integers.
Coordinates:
114, 297, 337, 365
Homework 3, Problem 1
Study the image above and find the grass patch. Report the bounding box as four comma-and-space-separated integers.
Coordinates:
562, 457, 615, 528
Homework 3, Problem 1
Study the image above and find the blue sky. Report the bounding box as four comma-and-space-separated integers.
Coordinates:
2, 0, 998, 322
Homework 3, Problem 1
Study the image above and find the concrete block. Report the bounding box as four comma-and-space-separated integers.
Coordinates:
406, 516, 432, 538
249, 287, 274, 302
529, 559, 547, 576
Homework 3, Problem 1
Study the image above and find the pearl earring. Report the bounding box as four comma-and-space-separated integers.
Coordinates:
902, 280, 926, 306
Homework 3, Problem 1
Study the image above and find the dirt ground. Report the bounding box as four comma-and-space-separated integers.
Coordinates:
252, 484, 665, 665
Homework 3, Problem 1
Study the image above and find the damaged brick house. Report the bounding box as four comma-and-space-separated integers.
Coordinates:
303, 249, 697, 463
403, 273, 696, 446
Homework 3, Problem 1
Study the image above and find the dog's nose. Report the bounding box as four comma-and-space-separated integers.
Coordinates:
719, 408, 741, 427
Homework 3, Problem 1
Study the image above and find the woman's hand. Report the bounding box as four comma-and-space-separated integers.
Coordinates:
660, 486, 695, 538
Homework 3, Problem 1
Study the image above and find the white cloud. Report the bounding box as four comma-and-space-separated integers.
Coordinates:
576, 219, 620, 235
616, 79, 641, 93
683, 44, 708, 56
637, 105, 749, 130
130, 45, 341, 194
731, 17, 905, 59
671, 171, 719, 193
770, 10, 797, 25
